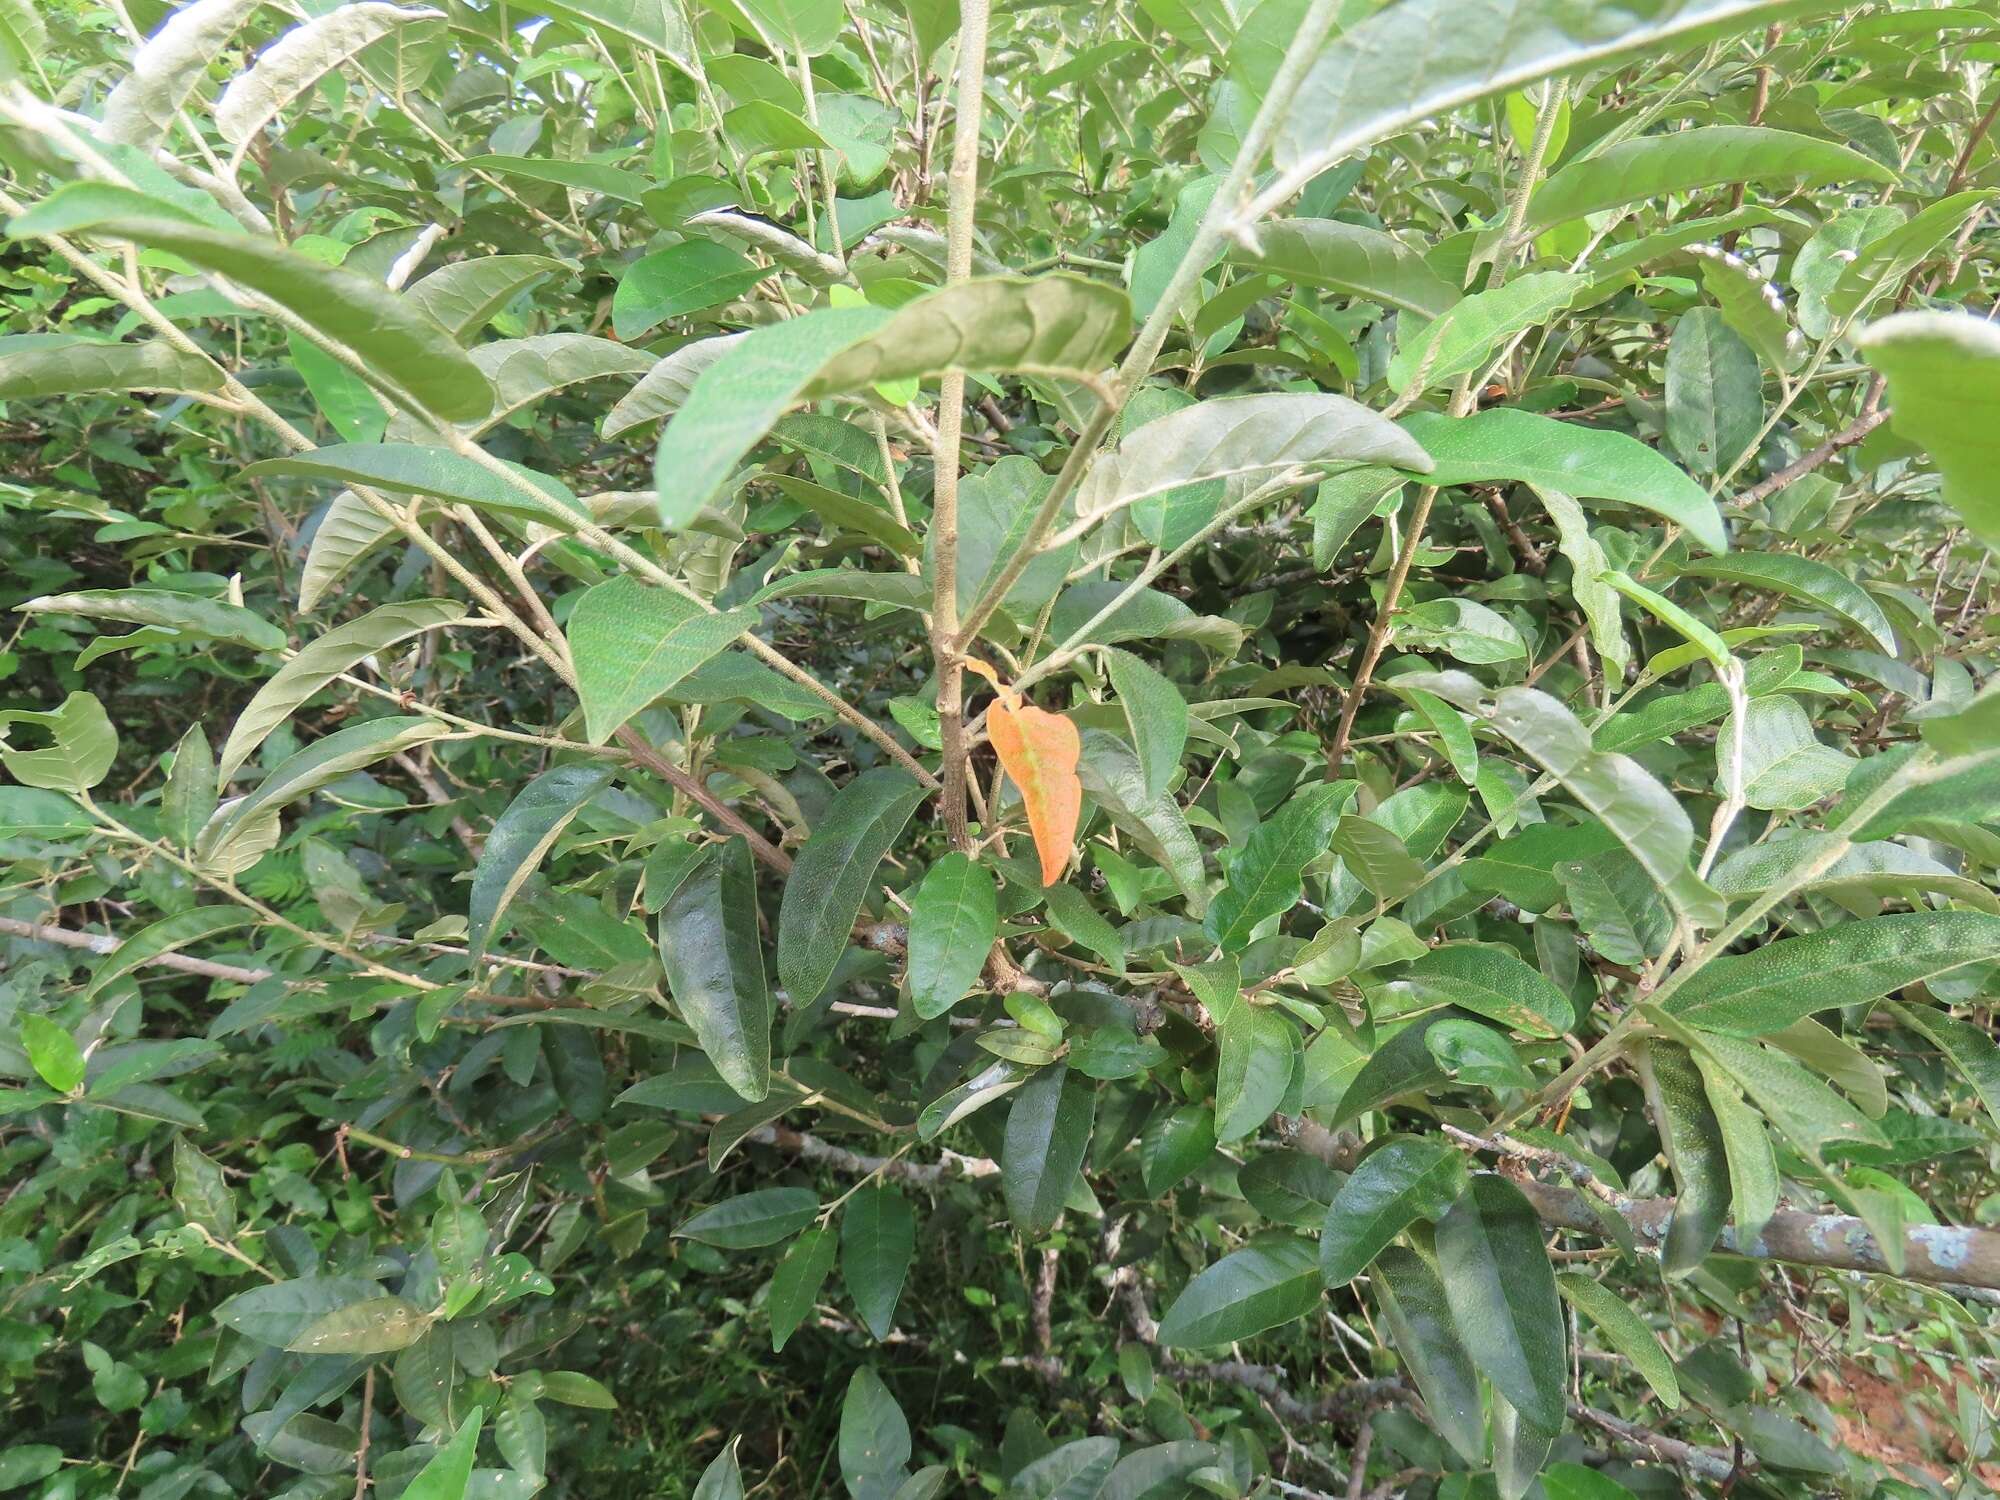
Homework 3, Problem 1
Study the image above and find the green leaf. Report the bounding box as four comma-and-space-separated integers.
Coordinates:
469, 764, 614, 961
1205, 780, 1354, 950
0, 332, 222, 399
0, 0, 44, 79
1140, 1103, 1217, 1195
494, 1389, 547, 1478
694, 1439, 745, 1500
1394, 942, 1574, 1038
0, 786, 94, 838
566, 576, 754, 744
1399, 685, 1481, 784
1523, 127, 1891, 239
1332, 1009, 1464, 1128
214, 3, 445, 150
19, 588, 284, 652
405, 255, 568, 341
676, 1187, 819, 1248
1319, 1136, 1464, 1288
1664, 911, 2000, 1035
194, 717, 451, 876
1403, 409, 1728, 554
171, 1134, 237, 1238
839, 1367, 911, 1494
241, 444, 587, 530
1690, 241, 1804, 373
1556, 847, 1671, 966
1426, 1019, 1531, 1087
540, 0, 699, 72
1240, 1149, 1342, 1227
1887, 1002, 2000, 1137
1665, 307, 1763, 475
1102, 650, 1189, 804
1633, 1040, 1729, 1275
1552, 1273, 1680, 1407
1011, 1437, 1120, 1500
773, 476, 921, 556
1076, 730, 1208, 914
19, 1014, 84, 1093
290, 329, 386, 444
86, 907, 254, 1003
1829, 191, 1997, 322
1042, 883, 1126, 976
841, 1186, 915, 1339
459, 154, 649, 204
604, 336, 748, 440
918, 1058, 1027, 1141
1696, 1053, 1781, 1245
769, 1226, 837, 1352
1002, 1062, 1095, 1236
297, 490, 399, 613
777, 768, 928, 1005
1076, 392, 1433, 538
1273, 0, 1840, 186
215, 1276, 387, 1345
1226, 217, 1459, 318
1650, 1011, 1889, 1188
463, 333, 653, 434
1493, 1396, 1558, 1500
653, 275, 1129, 527
1541, 1464, 1639, 1500
539, 1371, 619, 1409
1857, 311, 2000, 547
613, 242, 763, 341
219, 599, 465, 782
1675, 555, 1895, 654
1328, 814, 1428, 900
287, 1295, 430, 1354
1435, 1175, 1566, 1433
0, 691, 118, 793
1390, 272, 1593, 396
100, 0, 263, 149
8, 195, 491, 422
1374, 1246, 1485, 1465
0, 1448, 63, 1493
1156, 1233, 1320, 1348
1211, 993, 1296, 1142
404, 1404, 484, 1500
658, 839, 772, 1102
1726, 697, 1856, 812
1412, 674, 1723, 930
907, 852, 997, 1019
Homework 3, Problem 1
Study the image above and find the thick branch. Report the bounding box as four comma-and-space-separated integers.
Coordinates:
930, 0, 993, 850
0, 915, 267, 983
1727, 407, 1887, 510
1286, 1119, 2000, 1291
1515, 1178, 2000, 1292
746, 1124, 998, 1184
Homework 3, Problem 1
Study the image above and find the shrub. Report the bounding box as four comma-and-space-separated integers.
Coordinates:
1, 0, 1997, 1496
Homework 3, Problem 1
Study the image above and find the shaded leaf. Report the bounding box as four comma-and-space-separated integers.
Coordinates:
778, 769, 928, 1005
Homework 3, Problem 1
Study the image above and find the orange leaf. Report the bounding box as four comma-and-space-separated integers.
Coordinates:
986, 694, 1082, 886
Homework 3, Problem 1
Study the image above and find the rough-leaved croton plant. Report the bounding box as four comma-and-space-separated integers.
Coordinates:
0, 0, 1998, 1495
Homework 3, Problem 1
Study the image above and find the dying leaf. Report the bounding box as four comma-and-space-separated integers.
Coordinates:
969, 660, 1083, 886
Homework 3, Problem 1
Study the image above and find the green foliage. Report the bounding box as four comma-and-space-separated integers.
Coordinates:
2, 0, 1998, 1496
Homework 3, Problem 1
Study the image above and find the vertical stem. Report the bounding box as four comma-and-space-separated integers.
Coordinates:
951, 0, 1346, 647
931, 0, 992, 850
1721, 25, 1781, 250
1328, 80, 1563, 769
1325, 484, 1437, 767
797, 48, 846, 266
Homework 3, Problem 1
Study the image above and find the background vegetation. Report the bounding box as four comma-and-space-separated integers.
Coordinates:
1, 0, 1998, 1496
